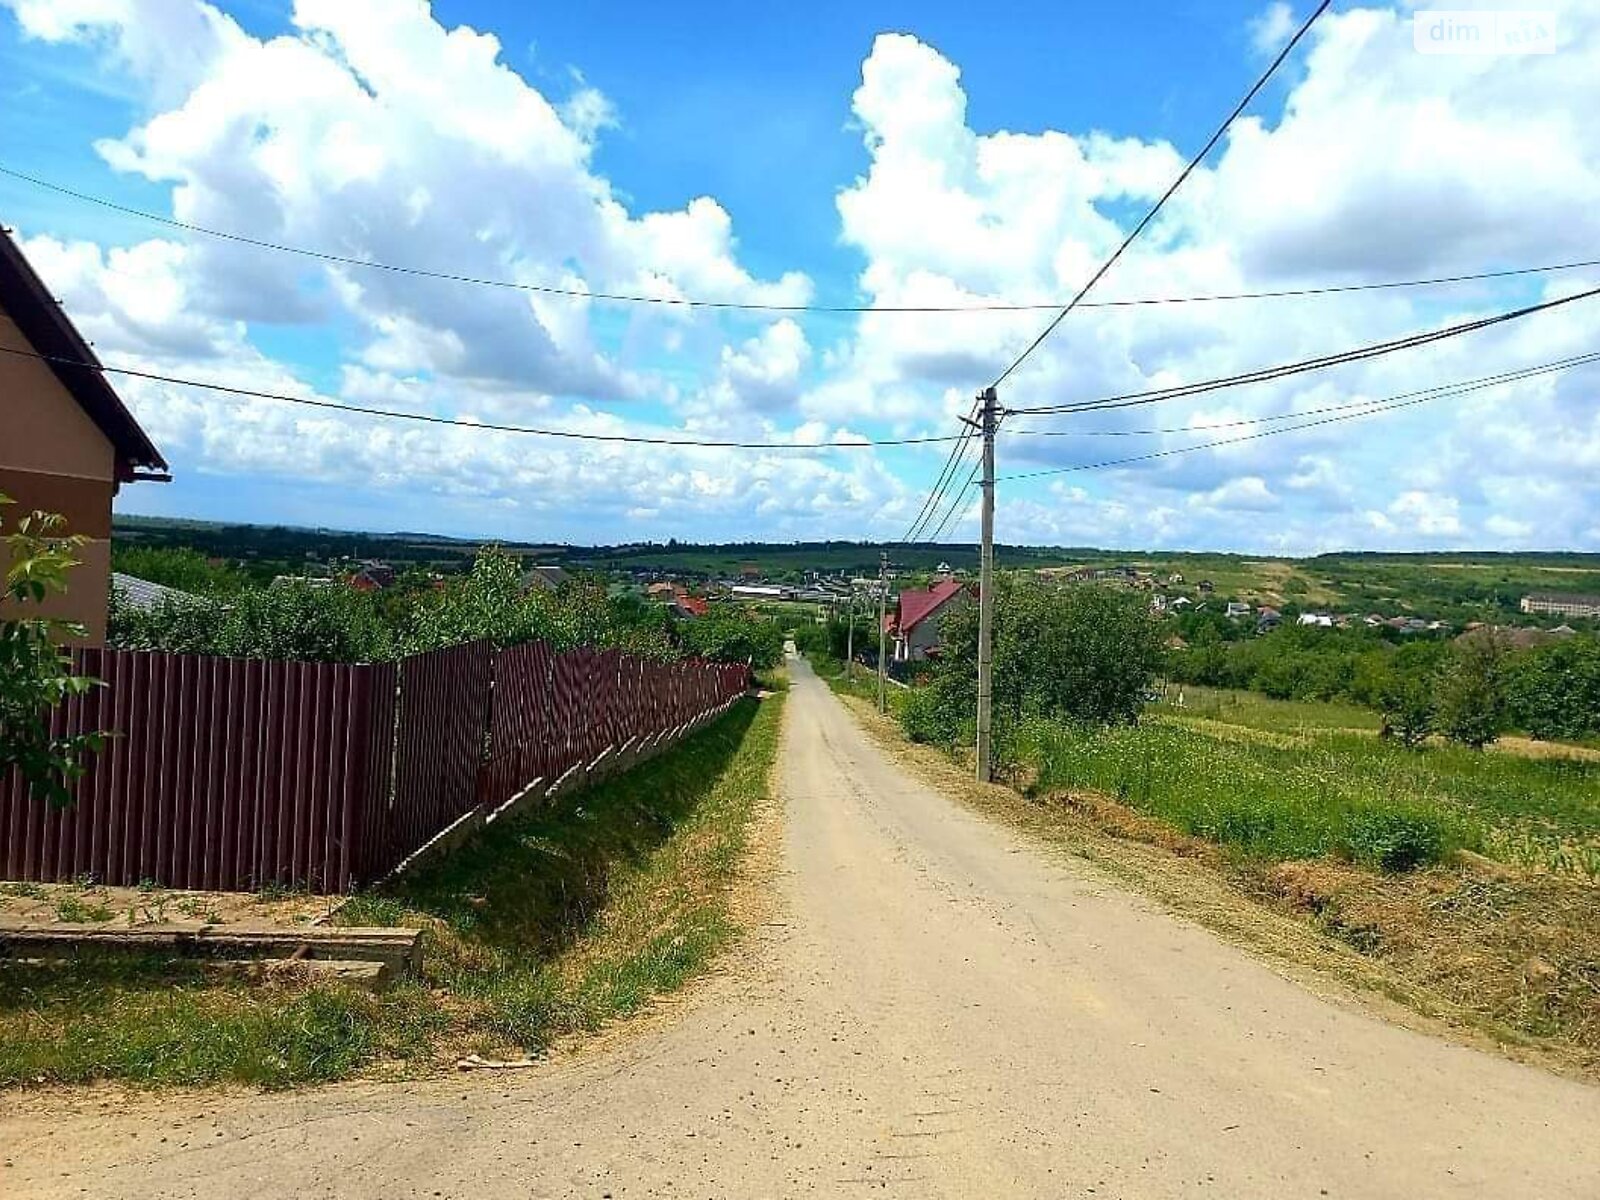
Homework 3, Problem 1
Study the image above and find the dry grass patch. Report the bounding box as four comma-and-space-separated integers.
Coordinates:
1252, 859, 1600, 1055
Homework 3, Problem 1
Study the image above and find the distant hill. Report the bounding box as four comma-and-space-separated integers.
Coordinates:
109, 516, 1600, 628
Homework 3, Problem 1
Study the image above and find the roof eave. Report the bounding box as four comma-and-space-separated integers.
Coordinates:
0, 229, 168, 478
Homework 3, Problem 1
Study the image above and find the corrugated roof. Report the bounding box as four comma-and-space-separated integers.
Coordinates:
521, 564, 568, 591
111, 572, 196, 612
895, 579, 968, 635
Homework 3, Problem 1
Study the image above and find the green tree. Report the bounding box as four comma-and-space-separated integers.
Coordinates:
678, 611, 784, 669
1506, 635, 1600, 741
0, 500, 104, 807
403, 547, 559, 651
1435, 632, 1510, 749
1377, 658, 1436, 749
111, 545, 247, 594
909, 579, 1166, 759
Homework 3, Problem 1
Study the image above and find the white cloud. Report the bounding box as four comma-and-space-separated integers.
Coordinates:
1249, 3, 1297, 56
1484, 514, 1534, 540
821, 17, 1600, 551
7, 2, 1600, 549
1189, 476, 1280, 512
1389, 490, 1463, 537
7, 0, 810, 401
704, 319, 811, 415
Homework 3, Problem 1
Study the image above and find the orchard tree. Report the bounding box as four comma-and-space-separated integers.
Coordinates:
1435, 631, 1510, 749
1377, 661, 1436, 748
1507, 635, 1600, 741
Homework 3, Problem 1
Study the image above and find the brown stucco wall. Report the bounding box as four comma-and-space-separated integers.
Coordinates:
0, 309, 118, 645
0, 312, 117, 481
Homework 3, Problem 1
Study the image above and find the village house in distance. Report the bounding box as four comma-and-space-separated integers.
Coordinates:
886, 577, 971, 662
0, 227, 166, 643
1521, 592, 1600, 620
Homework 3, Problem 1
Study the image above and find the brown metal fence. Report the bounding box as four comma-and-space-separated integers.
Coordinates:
1, 641, 749, 893
477, 643, 750, 814
379, 641, 493, 876
0, 648, 390, 893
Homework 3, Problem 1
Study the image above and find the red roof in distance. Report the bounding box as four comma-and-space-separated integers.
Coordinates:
893, 579, 968, 635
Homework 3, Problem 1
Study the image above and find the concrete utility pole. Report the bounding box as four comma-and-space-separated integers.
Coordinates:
845, 591, 855, 680
975, 386, 999, 783
877, 550, 889, 713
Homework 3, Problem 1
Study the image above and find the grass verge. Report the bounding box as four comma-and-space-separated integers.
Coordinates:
0, 690, 784, 1090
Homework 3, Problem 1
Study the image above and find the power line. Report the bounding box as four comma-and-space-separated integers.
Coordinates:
1002, 394, 1444, 482
0, 343, 965, 451
900, 412, 980, 542
996, 350, 1600, 483
7, 162, 1594, 314
1004, 350, 1600, 438
900, 394, 983, 542
1007, 284, 1600, 416
923, 457, 984, 543
1015, 260, 1600, 310
989, 0, 1332, 387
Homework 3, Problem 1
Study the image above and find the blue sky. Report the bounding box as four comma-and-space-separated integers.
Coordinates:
2, 0, 1597, 552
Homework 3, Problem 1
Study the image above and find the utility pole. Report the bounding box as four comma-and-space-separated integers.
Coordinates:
877, 550, 889, 713
975, 386, 999, 782
845, 590, 855, 680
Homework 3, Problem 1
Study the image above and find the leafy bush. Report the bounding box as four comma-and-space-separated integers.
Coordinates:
901, 580, 1165, 760
1341, 807, 1454, 872
1, 500, 104, 806
677, 611, 785, 669
112, 582, 394, 663
898, 683, 963, 748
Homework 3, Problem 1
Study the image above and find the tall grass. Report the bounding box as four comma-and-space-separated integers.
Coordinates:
1020, 714, 1600, 873
1158, 685, 1380, 734
1018, 719, 1474, 870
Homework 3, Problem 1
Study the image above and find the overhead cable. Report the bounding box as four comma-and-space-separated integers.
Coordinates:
0, 344, 965, 451
989, 0, 1333, 387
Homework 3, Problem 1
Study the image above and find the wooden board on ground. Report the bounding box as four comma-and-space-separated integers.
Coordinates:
0, 921, 422, 976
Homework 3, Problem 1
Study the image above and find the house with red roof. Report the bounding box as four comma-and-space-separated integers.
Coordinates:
660, 583, 708, 619
673, 593, 709, 619
885, 578, 971, 663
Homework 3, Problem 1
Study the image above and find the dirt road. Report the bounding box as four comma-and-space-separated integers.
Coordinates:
5, 653, 1599, 1198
